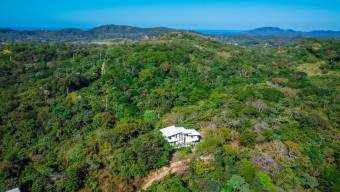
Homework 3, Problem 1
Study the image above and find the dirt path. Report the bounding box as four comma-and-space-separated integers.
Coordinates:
140, 159, 191, 190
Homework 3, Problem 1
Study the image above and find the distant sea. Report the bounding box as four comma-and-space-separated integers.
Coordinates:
194, 29, 242, 35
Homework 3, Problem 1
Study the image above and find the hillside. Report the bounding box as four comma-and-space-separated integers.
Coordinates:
0, 25, 182, 42
244, 27, 340, 38
0, 33, 339, 192
200, 27, 340, 47
198, 27, 340, 38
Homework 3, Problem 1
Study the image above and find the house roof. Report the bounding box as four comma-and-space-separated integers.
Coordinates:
160, 125, 181, 137
6, 188, 20, 192
160, 125, 201, 137
183, 129, 201, 136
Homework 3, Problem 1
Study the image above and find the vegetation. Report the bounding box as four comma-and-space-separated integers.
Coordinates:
0, 32, 339, 191
0, 25, 181, 42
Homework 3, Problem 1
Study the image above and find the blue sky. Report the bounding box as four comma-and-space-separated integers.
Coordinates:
1, 0, 340, 30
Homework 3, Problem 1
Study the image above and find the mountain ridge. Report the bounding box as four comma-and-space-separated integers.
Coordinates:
244, 27, 340, 38
2, 25, 340, 43
197, 26, 340, 38
0, 24, 183, 42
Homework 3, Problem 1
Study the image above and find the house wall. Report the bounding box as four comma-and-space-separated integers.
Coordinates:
166, 133, 179, 143
164, 133, 201, 147
185, 135, 200, 143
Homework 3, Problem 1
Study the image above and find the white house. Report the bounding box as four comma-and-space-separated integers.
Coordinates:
160, 125, 202, 147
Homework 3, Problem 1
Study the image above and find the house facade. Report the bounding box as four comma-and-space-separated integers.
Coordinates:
160, 125, 201, 147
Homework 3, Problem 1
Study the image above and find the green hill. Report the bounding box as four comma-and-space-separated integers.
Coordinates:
0, 33, 339, 191
0, 25, 182, 42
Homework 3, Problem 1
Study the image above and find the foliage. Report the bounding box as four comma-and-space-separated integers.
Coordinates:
254, 171, 277, 192
192, 160, 215, 175
111, 132, 170, 177
0, 35, 339, 191
239, 132, 257, 147
238, 160, 255, 183
224, 175, 250, 192
146, 175, 189, 192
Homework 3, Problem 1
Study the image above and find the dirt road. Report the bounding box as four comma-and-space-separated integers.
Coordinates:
140, 159, 191, 190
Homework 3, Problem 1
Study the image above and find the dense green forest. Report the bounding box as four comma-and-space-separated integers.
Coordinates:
0, 32, 339, 192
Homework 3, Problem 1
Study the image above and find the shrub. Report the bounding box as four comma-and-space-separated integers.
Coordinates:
217, 128, 233, 143
259, 88, 285, 102
143, 110, 159, 123
192, 160, 215, 175
254, 171, 277, 192
92, 112, 114, 128
31, 176, 48, 192
113, 119, 152, 144
318, 167, 340, 191
224, 175, 250, 192
223, 144, 238, 157
111, 132, 170, 177
197, 137, 221, 153
147, 175, 189, 192
53, 104, 72, 119
62, 168, 82, 192
239, 132, 257, 147
139, 68, 155, 80
239, 160, 255, 183
262, 128, 280, 141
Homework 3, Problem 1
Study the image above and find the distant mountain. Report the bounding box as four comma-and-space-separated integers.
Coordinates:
199, 27, 340, 38
243, 27, 340, 38
243, 27, 298, 37
0, 24, 182, 42
88, 25, 180, 40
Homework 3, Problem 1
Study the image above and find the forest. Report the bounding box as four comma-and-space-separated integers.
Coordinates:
0, 32, 339, 192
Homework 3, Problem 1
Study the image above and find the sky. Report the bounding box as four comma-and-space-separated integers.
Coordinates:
1, 0, 340, 30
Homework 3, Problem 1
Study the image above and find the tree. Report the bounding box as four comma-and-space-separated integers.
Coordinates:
112, 119, 152, 145
143, 110, 159, 123
224, 175, 250, 192
58, 168, 82, 192
92, 112, 114, 128
111, 132, 170, 177
147, 175, 189, 192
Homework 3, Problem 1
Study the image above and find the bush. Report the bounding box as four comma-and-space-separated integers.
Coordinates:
224, 175, 250, 192
31, 176, 48, 192
239, 132, 257, 147
143, 110, 159, 123
262, 129, 280, 141
92, 112, 114, 128
223, 144, 238, 157
197, 137, 221, 153
192, 160, 215, 175
259, 88, 285, 102
318, 167, 340, 191
217, 128, 233, 143
62, 168, 82, 192
254, 171, 277, 192
111, 132, 170, 177
147, 175, 189, 192
113, 119, 152, 144
239, 160, 255, 183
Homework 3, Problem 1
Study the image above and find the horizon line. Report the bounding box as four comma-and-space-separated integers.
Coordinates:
0, 24, 339, 32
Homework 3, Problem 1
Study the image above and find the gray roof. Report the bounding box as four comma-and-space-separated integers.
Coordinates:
160, 125, 201, 137
160, 125, 181, 137
6, 188, 20, 192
